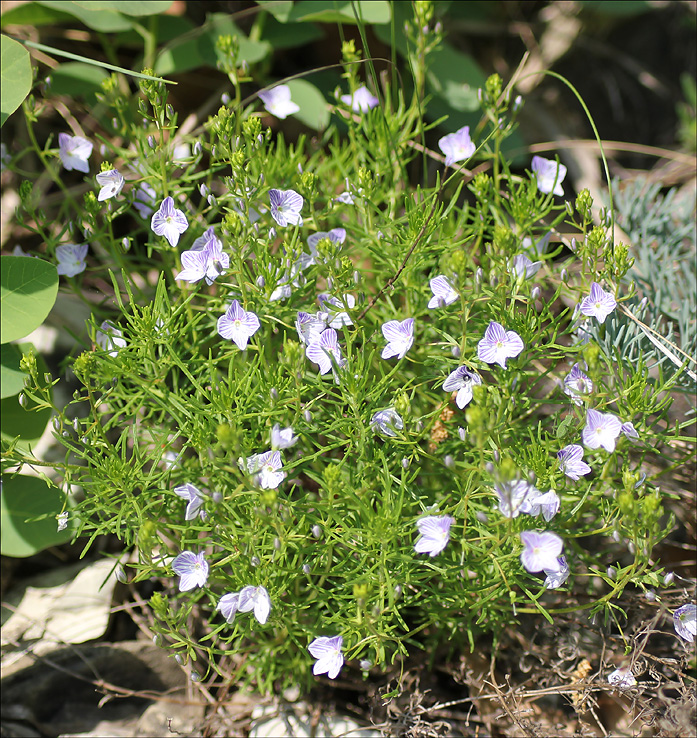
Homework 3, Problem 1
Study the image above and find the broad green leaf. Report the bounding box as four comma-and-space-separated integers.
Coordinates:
34, 1, 133, 32
0, 344, 52, 449
288, 0, 391, 24
1, 35, 32, 128
74, 0, 172, 16
286, 78, 329, 130
154, 19, 205, 76
1, 256, 58, 344
259, 15, 324, 50
0, 2, 75, 28
0, 343, 26, 399
1, 475, 73, 558
426, 45, 485, 113
256, 0, 294, 23
49, 61, 108, 102
198, 14, 272, 68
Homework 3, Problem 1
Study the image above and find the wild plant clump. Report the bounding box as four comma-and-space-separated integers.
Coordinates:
5, 16, 695, 696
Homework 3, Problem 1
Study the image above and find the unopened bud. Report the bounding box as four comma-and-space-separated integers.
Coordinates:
645, 589, 656, 601
401, 457, 410, 470
251, 556, 260, 567
531, 286, 541, 300
303, 409, 312, 423
311, 524, 322, 539
302, 563, 311, 574
256, 275, 265, 288
451, 345, 461, 358
444, 455, 455, 469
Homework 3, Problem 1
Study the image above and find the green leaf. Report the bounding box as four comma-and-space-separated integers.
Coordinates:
256, 0, 294, 23
74, 0, 172, 16
259, 15, 324, 50
0, 256, 59, 344
198, 14, 272, 68
426, 44, 485, 113
33, 1, 133, 31
285, 78, 329, 130
1, 475, 73, 558
1, 35, 32, 128
153, 18, 204, 76
0, 344, 52, 448
0, 343, 26, 399
49, 61, 108, 102
288, 0, 391, 24
1, 2, 75, 28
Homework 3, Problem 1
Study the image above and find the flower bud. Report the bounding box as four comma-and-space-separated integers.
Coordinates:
458, 427, 466, 441
451, 345, 461, 358
175, 654, 184, 665
531, 286, 541, 300
606, 566, 617, 580
360, 659, 372, 670
190, 671, 201, 682
401, 457, 410, 470
304, 409, 312, 423
302, 563, 311, 574
663, 572, 674, 585
444, 455, 455, 469
251, 556, 260, 567
645, 589, 656, 601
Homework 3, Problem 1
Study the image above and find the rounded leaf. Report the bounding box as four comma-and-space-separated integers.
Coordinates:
1, 256, 58, 343
1, 475, 73, 558
1, 35, 32, 127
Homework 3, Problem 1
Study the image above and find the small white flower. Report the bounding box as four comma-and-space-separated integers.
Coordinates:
370, 408, 404, 437
96, 169, 125, 201
259, 84, 300, 119
238, 585, 272, 624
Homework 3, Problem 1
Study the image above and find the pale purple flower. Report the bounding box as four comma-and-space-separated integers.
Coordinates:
442, 365, 482, 409
520, 530, 564, 573
319, 294, 355, 328
557, 444, 592, 480
579, 282, 617, 324
621, 422, 640, 441
151, 196, 189, 247
174, 483, 207, 521
371, 408, 404, 437
217, 592, 240, 623
309, 635, 344, 679
96, 169, 124, 201
335, 190, 355, 205
477, 321, 524, 368
58, 132, 92, 173
494, 480, 539, 518
341, 85, 378, 112
521, 232, 552, 257
673, 604, 697, 642
381, 319, 414, 360
414, 515, 454, 557
438, 126, 476, 166
238, 585, 272, 624
583, 408, 622, 452
509, 254, 542, 280
563, 363, 593, 405
271, 424, 298, 450
259, 84, 300, 119
531, 155, 567, 197
427, 275, 458, 309
95, 320, 126, 357
134, 182, 157, 218
176, 234, 229, 285
247, 450, 285, 489
269, 188, 303, 227
296, 311, 328, 345
56, 243, 88, 277
12, 245, 35, 257
172, 551, 208, 591
521, 490, 560, 522
543, 555, 569, 589
217, 300, 261, 349
306, 328, 346, 376
608, 667, 637, 689
307, 228, 346, 262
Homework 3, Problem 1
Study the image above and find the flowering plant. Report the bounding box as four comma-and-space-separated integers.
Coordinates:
3, 7, 693, 702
